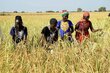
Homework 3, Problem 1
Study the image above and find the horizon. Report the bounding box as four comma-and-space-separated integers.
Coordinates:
0, 0, 110, 12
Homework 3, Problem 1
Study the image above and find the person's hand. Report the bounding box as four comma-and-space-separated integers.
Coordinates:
76, 30, 82, 34
97, 29, 102, 31
68, 32, 72, 36
24, 40, 27, 44
92, 29, 102, 32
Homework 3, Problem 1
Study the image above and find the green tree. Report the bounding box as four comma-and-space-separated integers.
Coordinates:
98, 7, 106, 12
77, 8, 82, 12
13, 11, 18, 13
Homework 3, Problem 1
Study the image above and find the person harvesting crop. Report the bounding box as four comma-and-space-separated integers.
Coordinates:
57, 12, 74, 42
39, 18, 58, 50
10, 16, 28, 44
75, 11, 102, 43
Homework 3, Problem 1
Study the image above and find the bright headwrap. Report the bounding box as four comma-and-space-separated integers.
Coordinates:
62, 12, 69, 17
83, 11, 90, 17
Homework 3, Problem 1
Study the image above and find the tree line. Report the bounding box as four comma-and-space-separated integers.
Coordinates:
0, 6, 109, 14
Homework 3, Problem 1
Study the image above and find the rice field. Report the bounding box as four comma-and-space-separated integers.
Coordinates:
0, 12, 110, 73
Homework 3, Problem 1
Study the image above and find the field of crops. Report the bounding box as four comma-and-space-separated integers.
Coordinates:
0, 12, 110, 73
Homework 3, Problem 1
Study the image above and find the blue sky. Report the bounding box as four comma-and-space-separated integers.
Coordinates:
0, 0, 110, 12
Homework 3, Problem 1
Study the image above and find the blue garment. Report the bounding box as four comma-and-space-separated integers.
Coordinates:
10, 26, 28, 43
10, 26, 27, 37
10, 27, 15, 36
57, 20, 73, 38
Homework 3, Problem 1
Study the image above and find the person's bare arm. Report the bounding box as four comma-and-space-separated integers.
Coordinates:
91, 29, 102, 32
75, 22, 82, 34
24, 35, 27, 44
24, 27, 28, 44
90, 22, 102, 32
39, 34, 46, 46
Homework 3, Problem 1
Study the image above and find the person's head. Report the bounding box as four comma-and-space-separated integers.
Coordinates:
50, 18, 57, 29
108, 13, 110, 17
15, 16, 23, 29
83, 11, 90, 21
62, 12, 69, 22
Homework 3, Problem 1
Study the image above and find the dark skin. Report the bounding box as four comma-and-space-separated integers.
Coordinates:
75, 16, 102, 36
13, 17, 27, 44
62, 15, 69, 22
39, 23, 58, 47
50, 23, 57, 31
49, 24, 58, 41
83, 16, 102, 32
62, 15, 74, 36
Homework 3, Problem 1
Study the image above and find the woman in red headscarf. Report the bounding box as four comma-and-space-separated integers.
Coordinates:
75, 11, 102, 43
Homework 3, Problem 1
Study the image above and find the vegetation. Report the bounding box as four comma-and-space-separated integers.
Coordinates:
0, 12, 110, 73
98, 7, 106, 12
77, 8, 82, 12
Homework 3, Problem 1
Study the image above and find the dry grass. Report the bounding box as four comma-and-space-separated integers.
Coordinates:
0, 12, 110, 73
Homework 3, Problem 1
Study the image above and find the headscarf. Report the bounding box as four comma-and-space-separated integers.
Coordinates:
62, 12, 69, 17
83, 11, 90, 17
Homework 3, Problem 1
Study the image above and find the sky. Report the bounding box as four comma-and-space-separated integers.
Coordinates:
0, 0, 110, 12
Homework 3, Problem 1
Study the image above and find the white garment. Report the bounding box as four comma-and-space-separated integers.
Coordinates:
18, 30, 24, 39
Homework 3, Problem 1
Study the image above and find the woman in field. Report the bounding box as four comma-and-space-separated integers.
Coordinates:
39, 18, 58, 49
75, 11, 102, 43
10, 16, 28, 44
57, 12, 74, 42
